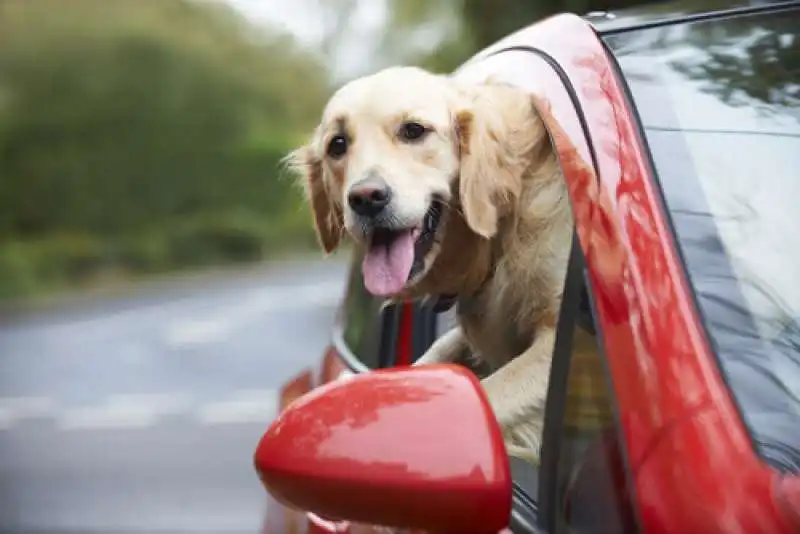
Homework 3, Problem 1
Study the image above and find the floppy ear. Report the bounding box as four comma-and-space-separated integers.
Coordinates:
286, 145, 343, 254
455, 84, 534, 238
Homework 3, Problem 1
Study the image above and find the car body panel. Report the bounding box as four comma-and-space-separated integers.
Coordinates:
605, 6, 800, 472
583, 0, 796, 33
638, 407, 792, 532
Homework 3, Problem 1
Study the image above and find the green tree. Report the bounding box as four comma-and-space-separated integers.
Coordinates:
356, 0, 662, 73
0, 0, 332, 298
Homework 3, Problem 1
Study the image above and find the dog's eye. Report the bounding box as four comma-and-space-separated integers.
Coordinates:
398, 122, 429, 142
326, 135, 348, 159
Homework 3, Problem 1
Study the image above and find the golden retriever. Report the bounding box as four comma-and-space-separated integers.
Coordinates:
287, 66, 573, 462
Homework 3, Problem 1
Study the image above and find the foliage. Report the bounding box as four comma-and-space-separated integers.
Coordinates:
370, 0, 657, 73
0, 0, 330, 300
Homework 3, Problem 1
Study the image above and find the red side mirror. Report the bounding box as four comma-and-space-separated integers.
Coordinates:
254, 364, 511, 533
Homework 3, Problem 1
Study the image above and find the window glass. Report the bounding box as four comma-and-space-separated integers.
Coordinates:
554, 286, 639, 534
607, 10, 800, 469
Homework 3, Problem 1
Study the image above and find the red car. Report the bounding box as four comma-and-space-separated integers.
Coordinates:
256, 1, 800, 532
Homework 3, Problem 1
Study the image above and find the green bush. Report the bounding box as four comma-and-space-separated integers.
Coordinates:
0, 243, 40, 299
163, 211, 268, 267
0, 204, 320, 301
111, 233, 171, 273
0, 0, 331, 302
30, 233, 109, 283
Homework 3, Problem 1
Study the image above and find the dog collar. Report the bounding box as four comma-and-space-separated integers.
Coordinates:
432, 294, 458, 312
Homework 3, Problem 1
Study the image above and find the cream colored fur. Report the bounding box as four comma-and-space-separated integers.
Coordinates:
287, 66, 573, 463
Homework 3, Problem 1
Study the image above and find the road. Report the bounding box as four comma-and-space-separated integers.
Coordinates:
0, 257, 349, 533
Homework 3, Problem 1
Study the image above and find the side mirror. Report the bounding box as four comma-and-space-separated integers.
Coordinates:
254, 364, 511, 533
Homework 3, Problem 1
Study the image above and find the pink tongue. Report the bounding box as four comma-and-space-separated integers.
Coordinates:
362, 230, 416, 297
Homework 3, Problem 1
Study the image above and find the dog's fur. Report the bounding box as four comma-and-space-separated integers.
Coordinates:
287, 66, 573, 461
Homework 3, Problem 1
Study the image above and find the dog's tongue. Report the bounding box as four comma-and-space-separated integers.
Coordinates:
362, 230, 416, 297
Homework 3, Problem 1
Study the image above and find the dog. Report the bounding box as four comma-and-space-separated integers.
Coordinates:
286, 66, 573, 462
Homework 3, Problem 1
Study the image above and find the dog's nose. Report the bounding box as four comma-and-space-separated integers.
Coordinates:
347, 178, 392, 218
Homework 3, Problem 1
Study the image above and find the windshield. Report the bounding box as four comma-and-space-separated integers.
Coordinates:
607, 8, 800, 470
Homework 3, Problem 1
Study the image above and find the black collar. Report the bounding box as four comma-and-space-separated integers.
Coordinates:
432, 293, 459, 312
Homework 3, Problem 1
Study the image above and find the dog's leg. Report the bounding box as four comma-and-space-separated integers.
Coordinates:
481, 327, 556, 464
413, 325, 468, 366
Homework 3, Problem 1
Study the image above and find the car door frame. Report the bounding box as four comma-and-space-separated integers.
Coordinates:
415, 27, 641, 531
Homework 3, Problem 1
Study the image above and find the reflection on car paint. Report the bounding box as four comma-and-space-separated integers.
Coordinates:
609, 10, 800, 472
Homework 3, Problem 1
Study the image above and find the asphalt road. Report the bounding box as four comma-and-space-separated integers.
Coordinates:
0, 257, 349, 533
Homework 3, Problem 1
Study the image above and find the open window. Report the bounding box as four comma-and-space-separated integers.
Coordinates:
421, 231, 641, 534
535, 234, 641, 534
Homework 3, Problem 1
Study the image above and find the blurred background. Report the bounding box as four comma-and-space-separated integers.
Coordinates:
0, 0, 660, 532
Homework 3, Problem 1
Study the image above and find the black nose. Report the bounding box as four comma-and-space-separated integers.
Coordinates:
347, 178, 392, 218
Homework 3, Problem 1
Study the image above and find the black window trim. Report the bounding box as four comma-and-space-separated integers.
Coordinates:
535, 231, 643, 534
413, 302, 439, 361
594, 0, 800, 37
511, 482, 547, 534
536, 231, 584, 532
377, 303, 402, 368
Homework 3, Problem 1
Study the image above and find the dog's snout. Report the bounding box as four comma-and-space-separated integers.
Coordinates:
348, 177, 392, 218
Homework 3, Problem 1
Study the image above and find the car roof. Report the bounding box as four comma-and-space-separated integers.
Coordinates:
586, 0, 797, 33
460, 0, 797, 69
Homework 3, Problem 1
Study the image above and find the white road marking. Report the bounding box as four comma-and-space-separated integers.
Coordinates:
163, 319, 232, 347
28, 276, 344, 338
194, 389, 277, 425
0, 396, 57, 429
0, 389, 278, 431
164, 280, 343, 348
0, 390, 281, 431
58, 393, 193, 430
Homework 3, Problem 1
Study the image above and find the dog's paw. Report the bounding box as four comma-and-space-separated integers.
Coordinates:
502, 420, 543, 466
506, 443, 541, 465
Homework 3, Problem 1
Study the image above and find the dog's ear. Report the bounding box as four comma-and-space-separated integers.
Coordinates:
454, 84, 534, 238
286, 144, 343, 254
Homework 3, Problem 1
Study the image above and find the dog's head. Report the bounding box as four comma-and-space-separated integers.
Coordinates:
288, 66, 536, 298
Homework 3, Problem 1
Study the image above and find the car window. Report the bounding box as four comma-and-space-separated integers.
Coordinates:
531, 235, 639, 534
427, 245, 641, 534
606, 8, 800, 471
341, 248, 398, 369
552, 305, 639, 534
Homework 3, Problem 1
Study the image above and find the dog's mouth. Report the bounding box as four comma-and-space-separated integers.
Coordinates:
361, 200, 445, 297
